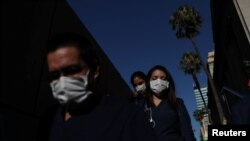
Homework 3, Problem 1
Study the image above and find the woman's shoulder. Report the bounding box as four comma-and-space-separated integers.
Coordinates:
176, 97, 188, 110
176, 97, 184, 103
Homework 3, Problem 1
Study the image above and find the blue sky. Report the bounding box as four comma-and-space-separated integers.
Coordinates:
68, 0, 214, 140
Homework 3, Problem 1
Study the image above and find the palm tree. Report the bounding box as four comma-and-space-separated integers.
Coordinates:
179, 52, 207, 109
193, 109, 204, 122
169, 5, 226, 124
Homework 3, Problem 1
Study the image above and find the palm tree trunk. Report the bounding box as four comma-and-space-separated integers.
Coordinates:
190, 38, 226, 125
192, 73, 207, 109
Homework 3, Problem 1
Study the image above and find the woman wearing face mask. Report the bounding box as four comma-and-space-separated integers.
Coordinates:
144, 65, 196, 141
129, 71, 147, 105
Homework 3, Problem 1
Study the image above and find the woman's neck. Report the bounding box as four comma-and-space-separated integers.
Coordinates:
153, 95, 162, 107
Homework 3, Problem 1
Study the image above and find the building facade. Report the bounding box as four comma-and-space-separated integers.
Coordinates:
194, 85, 209, 141
210, 0, 250, 124
194, 86, 208, 110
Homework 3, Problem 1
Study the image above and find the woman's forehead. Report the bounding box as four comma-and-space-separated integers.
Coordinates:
152, 69, 166, 75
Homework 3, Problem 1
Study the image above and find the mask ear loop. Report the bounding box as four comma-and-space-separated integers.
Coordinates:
81, 69, 90, 87
85, 69, 90, 76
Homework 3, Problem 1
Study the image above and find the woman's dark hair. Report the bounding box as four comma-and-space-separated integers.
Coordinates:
146, 65, 177, 108
130, 71, 147, 87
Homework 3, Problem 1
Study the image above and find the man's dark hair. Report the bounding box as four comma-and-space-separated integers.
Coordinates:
46, 32, 99, 72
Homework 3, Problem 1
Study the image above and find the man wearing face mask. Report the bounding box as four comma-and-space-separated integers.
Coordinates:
144, 65, 196, 141
38, 32, 158, 141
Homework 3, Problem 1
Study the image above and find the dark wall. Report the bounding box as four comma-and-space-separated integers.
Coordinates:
1, 0, 132, 140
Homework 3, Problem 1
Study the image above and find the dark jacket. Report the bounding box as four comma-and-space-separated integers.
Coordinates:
176, 98, 196, 141
143, 98, 196, 141
38, 95, 158, 141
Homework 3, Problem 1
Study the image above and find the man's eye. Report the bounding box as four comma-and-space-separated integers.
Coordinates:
63, 65, 82, 76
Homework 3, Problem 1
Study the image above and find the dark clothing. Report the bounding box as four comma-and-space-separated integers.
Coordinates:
0, 112, 5, 141
134, 96, 147, 107
231, 95, 250, 124
144, 98, 196, 141
39, 95, 158, 141
134, 95, 146, 106
128, 93, 146, 107
176, 98, 196, 141
152, 100, 182, 141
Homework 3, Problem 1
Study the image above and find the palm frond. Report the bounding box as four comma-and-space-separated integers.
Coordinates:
169, 5, 202, 39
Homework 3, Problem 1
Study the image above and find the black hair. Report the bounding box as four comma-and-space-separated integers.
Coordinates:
130, 71, 147, 87
146, 65, 177, 108
46, 32, 99, 72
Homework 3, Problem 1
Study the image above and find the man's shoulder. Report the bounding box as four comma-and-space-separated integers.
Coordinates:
100, 95, 144, 119
102, 95, 138, 110
102, 95, 128, 104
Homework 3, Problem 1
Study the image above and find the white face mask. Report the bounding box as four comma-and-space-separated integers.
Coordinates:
135, 83, 146, 93
150, 79, 169, 94
50, 71, 93, 104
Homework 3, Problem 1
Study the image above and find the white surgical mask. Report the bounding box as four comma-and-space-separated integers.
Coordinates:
50, 71, 93, 104
135, 83, 146, 93
150, 79, 169, 94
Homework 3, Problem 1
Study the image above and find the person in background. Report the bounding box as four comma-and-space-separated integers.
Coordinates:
144, 65, 196, 141
130, 71, 147, 105
38, 32, 158, 141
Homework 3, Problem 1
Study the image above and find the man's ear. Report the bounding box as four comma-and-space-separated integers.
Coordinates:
94, 66, 100, 79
